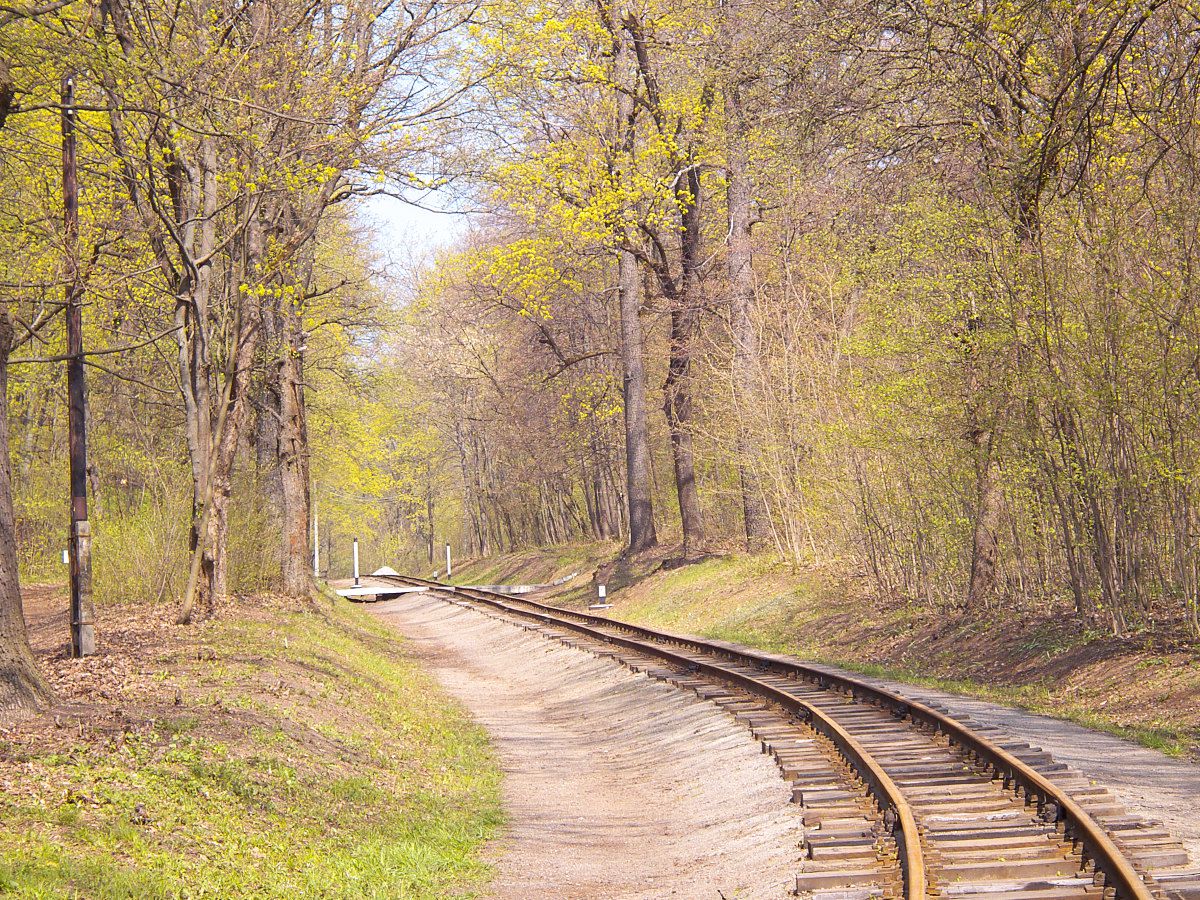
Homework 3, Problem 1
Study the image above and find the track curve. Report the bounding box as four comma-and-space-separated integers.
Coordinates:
376, 573, 1195, 900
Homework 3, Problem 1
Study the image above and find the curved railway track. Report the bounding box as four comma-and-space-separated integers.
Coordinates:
376, 573, 1199, 900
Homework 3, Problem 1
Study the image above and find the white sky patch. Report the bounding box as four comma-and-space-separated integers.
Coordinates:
358, 193, 469, 274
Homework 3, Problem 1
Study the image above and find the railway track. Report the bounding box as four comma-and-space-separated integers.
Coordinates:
376, 574, 1199, 900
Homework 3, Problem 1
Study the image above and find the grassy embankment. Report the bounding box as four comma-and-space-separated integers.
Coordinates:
0, 590, 502, 898
449, 543, 1200, 759
445, 542, 620, 589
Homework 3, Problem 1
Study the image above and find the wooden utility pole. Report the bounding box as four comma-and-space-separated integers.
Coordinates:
62, 73, 95, 657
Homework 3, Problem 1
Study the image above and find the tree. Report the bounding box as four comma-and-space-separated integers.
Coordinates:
611, 3, 658, 552
0, 0, 68, 711
889, 0, 1170, 615
0, 313, 49, 712
719, 0, 771, 551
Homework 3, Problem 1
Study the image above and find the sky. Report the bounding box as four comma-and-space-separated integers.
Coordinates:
357, 193, 471, 276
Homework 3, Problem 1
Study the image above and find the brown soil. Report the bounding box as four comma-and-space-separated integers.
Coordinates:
4, 583, 195, 752
812, 590, 1199, 692
373, 592, 803, 900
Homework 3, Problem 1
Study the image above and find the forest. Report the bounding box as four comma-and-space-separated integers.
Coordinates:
4, 0, 1200, 712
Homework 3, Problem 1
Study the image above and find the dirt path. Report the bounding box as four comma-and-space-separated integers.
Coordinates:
373, 593, 802, 900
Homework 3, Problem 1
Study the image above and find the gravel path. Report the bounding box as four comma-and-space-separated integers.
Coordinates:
373, 593, 802, 900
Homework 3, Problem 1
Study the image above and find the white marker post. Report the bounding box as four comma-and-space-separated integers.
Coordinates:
312, 503, 320, 577
352, 537, 360, 586
445, 543, 452, 579
61, 549, 69, 566
590, 583, 611, 610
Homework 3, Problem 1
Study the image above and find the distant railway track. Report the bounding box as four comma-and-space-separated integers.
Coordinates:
377, 574, 1199, 900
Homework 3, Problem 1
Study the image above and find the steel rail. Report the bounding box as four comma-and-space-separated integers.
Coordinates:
385, 575, 924, 898
382, 573, 1157, 900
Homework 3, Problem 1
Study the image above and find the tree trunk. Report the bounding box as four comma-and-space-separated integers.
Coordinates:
278, 297, 310, 596
426, 479, 435, 565
613, 19, 657, 554
964, 278, 1001, 610
619, 250, 658, 552
178, 207, 264, 621
210, 479, 230, 601
0, 57, 13, 133
582, 451, 601, 537
664, 165, 705, 558
179, 142, 218, 615
180, 309, 215, 612
726, 77, 771, 552
255, 301, 282, 501
0, 313, 49, 714
207, 298, 263, 605
966, 443, 1002, 609
1043, 448, 1090, 617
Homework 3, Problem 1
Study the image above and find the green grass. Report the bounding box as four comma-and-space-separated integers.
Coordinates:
0, 598, 503, 898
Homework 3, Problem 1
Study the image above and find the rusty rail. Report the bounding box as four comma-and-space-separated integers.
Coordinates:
380, 574, 1156, 900
520, 606, 921, 897
385, 576, 925, 898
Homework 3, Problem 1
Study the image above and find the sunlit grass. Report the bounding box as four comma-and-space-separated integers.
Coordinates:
0, 599, 503, 898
